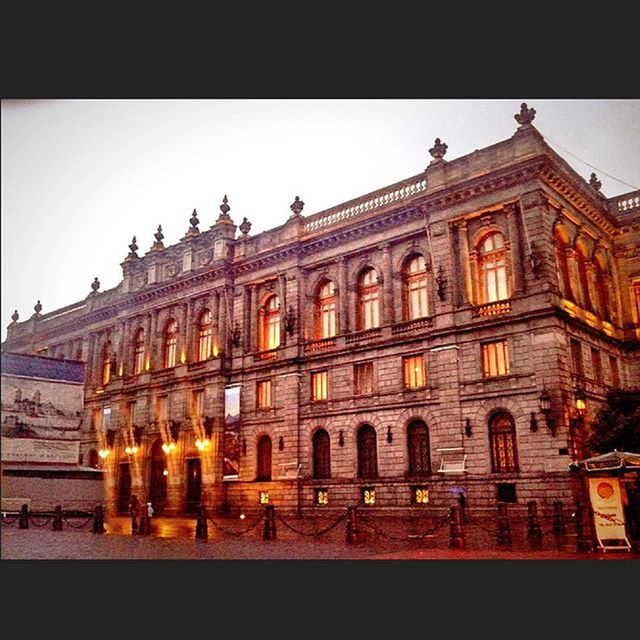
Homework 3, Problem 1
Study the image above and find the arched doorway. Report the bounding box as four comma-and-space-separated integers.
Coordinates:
148, 438, 168, 513
88, 449, 99, 469
357, 424, 378, 479
256, 435, 272, 481
117, 463, 131, 513
185, 458, 202, 514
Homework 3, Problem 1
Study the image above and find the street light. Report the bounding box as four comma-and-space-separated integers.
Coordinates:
575, 388, 587, 417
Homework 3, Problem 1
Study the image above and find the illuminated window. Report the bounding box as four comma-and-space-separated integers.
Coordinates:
259, 491, 269, 504
407, 420, 430, 477
256, 435, 272, 481
316, 280, 337, 339
489, 412, 518, 473
362, 487, 376, 505
197, 309, 213, 361
315, 488, 329, 505
403, 355, 426, 389
357, 424, 378, 479
133, 328, 145, 375
481, 340, 510, 378
575, 247, 592, 311
354, 362, 374, 395
591, 347, 602, 384
570, 339, 584, 377
192, 389, 204, 418
609, 355, 620, 388
163, 319, 178, 368
312, 429, 331, 479
257, 380, 272, 409
633, 281, 640, 324
260, 295, 280, 351
404, 254, 429, 320
156, 395, 168, 423
101, 343, 112, 385
477, 232, 509, 303
413, 487, 429, 505
311, 370, 328, 401
358, 268, 380, 330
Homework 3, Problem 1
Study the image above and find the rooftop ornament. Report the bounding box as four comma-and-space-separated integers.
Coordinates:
33, 300, 43, 316
187, 208, 200, 236
216, 195, 232, 223
127, 235, 139, 259
90, 277, 101, 294
239, 217, 252, 237
428, 138, 448, 165
589, 172, 602, 192
11, 310, 19, 323
514, 102, 536, 128
289, 195, 305, 219
151, 225, 165, 251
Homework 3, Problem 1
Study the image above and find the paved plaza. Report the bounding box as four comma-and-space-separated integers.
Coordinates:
2, 514, 637, 560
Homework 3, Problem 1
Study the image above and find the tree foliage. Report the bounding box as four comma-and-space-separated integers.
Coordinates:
585, 393, 640, 454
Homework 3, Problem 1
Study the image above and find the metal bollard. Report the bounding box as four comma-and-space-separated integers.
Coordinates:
92, 505, 106, 534
449, 505, 465, 549
19, 504, 29, 529
346, 505, 360, 544
552, 500, 567, 537
574, 502, 593, 552
52, 505, 63, 531
458, 493, 468, 523
263, 505, 277, 541
527, 501, 544, 541
496, 502, 512, 547
196, 505, 209, 540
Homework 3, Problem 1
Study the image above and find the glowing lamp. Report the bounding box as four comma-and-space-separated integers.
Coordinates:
575, 389, 587, 417
125, 446, 132, 455
162, 442, 171, 454
163, 469, 169, 476
169, 441, 176, 451
180, 351, 187, 364
98, 448, 110, 459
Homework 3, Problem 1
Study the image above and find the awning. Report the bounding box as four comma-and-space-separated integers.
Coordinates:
570, 450, 640, 473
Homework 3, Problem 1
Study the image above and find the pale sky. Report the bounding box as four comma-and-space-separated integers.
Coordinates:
2, 99, 639, 341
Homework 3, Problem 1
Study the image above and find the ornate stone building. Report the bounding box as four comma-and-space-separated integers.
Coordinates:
3, 104, 639, 515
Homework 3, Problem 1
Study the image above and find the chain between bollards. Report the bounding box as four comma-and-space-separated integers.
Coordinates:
263, 505, 277, 541
196, 505, 209, 540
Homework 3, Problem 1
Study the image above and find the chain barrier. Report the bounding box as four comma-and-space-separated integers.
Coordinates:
1, 514, 19, 526
466, 514, 499, 537
361, 512, 451, 542
63, 516, 94, 529
206, 513, 264, 536
29, 515, 54, 528
275, 513, 347, 538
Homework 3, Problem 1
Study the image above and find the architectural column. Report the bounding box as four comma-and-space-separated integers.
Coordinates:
148, 310, 157, 370
338, 257, 349, 333
504, 202, 525, 295
250, 284, 259, 352
218, 286, 229, 355
279, 273, 287, 344
181, 299, 190, 363
86, 333, 97, 386
211, 289, 220, 355
381, 243, 394, 324
459, 221, 474, 305
118, 319, 128, 377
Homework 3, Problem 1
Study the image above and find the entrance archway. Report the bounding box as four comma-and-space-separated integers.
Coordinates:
148, 438, 168, 513
117, 463, 131, 513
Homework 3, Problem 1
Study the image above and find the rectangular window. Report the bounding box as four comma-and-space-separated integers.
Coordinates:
413, 487, 429, 505
591, 347, 602, 384
91, 408, 102, 431
102, 406, 111, 433
354, 362, 374, 395
126, 401, 136, 427
609, 355, 620, 387
362, 487, 376, 506
403, 355, 426, 389
496, 483, 517, 504
481, 340, 510, 378
633, 281, 640, 323
311, 370, 328, 401
256, 380, 273, 409
570, 339, 583, 377
156, 396, 168, 422
192, 389, 204, 418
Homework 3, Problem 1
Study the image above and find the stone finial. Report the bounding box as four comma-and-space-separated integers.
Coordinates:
239, 217, 252, 237
428, 138, 448, 163
91, 277, 101, 293
11, 310, 19, 323
151, 225, 165, 251
185, 208, 200, 237
289, 196, 305, 218
217, 194, 231, 219
34, 300, 42, 315
514, 102, 536, 127
128, 235, 139, 256
589, 172, 602, 192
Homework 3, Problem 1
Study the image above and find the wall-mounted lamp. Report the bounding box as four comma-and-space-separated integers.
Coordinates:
464, 418, 473, 438
539, 388, 556, 435
575, 388, 587, 418
338, 430, 344, 447
387, 426, 393, 444
98, 448, 110, 459
278, 436, 284, 451
529, 412, 538, 433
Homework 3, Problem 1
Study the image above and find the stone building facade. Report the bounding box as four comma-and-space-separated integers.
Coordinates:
3, 104, 639, 516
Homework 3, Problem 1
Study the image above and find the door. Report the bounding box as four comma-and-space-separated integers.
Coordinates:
256, 435, 272, 481
148, 439, 168, 514
185, 458, 202, 514
117, 463, 131, 513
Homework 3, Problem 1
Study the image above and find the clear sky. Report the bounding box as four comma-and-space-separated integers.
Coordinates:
2, 99, 639, 340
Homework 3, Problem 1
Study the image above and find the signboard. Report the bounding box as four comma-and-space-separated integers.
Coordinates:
587, 477, 631, 551
1, 438, 80, 465
223, 384, 241, 478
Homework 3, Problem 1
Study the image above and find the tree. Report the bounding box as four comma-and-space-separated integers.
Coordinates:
585, 392, 640, 454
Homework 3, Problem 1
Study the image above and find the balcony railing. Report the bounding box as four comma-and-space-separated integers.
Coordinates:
345, 327, 382, 344
304, 337, 337, 353
391, 316, 433, 335
472, 300, 511, 317
610, 189, 640, 215
256, 349, 278, 361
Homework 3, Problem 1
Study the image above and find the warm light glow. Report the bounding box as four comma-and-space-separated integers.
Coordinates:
180, 350, 187, 364
169, 441, 176, 451
125, 446, 132, 455
98, 448, 110, 459
125, 445, 139, 455
212, 342, 219, 357
239, 514, 246, 520
145, 358, 150, 371
163, 469, 169, 476
316, 489, 329, 505
414, 487, 429, 504
118, 364, 123, 376
195, 438, 210, 452
363, 488, 376, 505
576, 398, 587, 416
259, 491, 269, 504
162, 442, 171, 454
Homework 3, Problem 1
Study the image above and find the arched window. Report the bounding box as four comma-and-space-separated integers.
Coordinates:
357, 424, 378, 479
256, 435, 272, 481
197, 309, 213, 361
133, 328, 145, 375
316, 281, 337, 338
477, 232, 509, 303
489, 412, 519, 473
260, 295, 280, 351
575, 247, 592, 311
312, 429, 331, 479
554, 235, 574, 302
163, 319, 178, 368
404, 255, 429, 320
407, 420, 431, 477
101, 342, 112, 385
593, 256, 611, 321
358, 268, 380, 330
